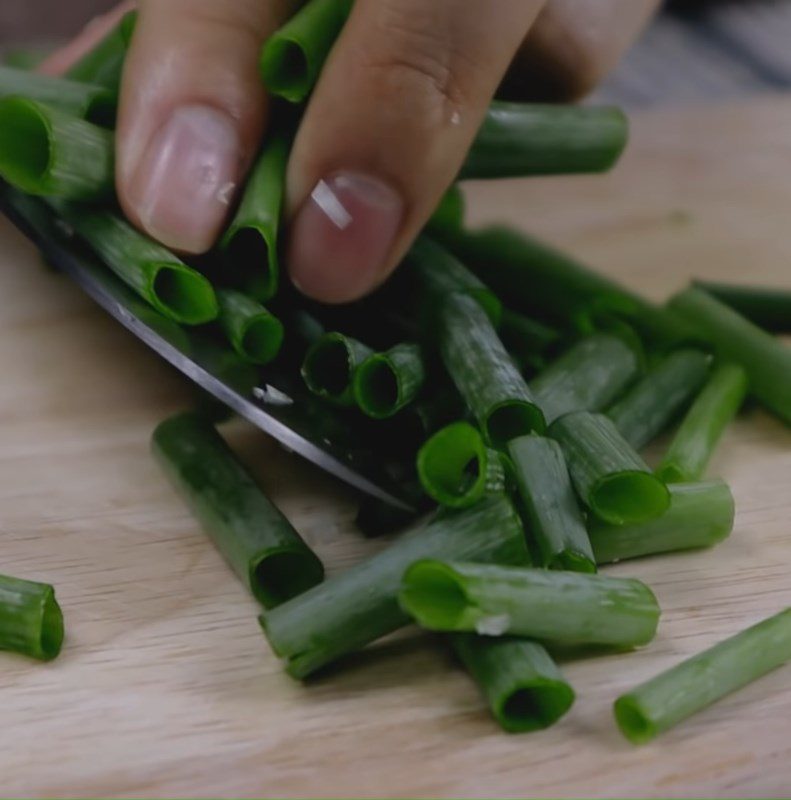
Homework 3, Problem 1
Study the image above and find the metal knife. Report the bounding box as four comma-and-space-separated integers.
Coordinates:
0, 185, 414, 510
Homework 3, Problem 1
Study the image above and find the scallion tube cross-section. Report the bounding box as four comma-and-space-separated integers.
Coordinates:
0, 574, 63, 661
353, 342, 426, 419
216, 289, 284, 365
301, 332, 373, 406
399, 561, 660, 647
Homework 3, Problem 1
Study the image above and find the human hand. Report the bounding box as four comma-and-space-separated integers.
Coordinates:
41, 0, 659, 303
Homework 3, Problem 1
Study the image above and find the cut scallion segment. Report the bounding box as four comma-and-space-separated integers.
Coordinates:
0, 574, 63, 661
399, 561, 659, 647
65, 10, 137, 90
0, 65, 115, 123
437, 293, 544, 447
530, 333, 639, 424
259, 0, 353, 102
614, 608, 791, 744
417, 422, 505, 509
152, 412, 324, 608
220, 133, 288, 302
408, 234, 501, 325
589, 481, 734, 564
216, 289, 284, 365
52, 203, 218, 325
353, 342, 426, 419
606, 349, 710, 450
461, 102, 628, 180
549, 411, 670, 525
0, 97, 114, 199
301, 331, 373, 406
692, 280, 791, 333
657, 363, 747, 483
450, 634, 575, 733
669, 287, 791, 425
261, 495, 529, 679
508, 435, 595, 573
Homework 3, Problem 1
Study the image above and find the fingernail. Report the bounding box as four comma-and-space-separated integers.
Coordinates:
288, 172, 404, 303
128, 105, 241, 253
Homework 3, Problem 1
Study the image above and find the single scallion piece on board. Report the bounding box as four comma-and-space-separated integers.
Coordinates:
607, 349, 711, 450
220, 132, 288, 302
0, 574, 63, 661
65, 9, 137, 90
450, 634, 575, 733
530, 333, 640, 424
0, 98, 114, 199
437, 293, 545, 447
417, 421, 505, 509
152, 412, 324, 608
669, 287, 791, 425
589, 480, 734, 564
407, 234, 502, 325
52, 202, 218, 325
508, 435, 595, 573
399, 561, 660, 647
261, 494, 529, 679
692, 280, 791, 333
614, 608, 791, 744
657, 363, 748, 483
461, 102, 628, 180
353, 342, 426, 419
549, 411, 670, 524
0, 65, 115, 123
301, 331, 373, 406
216, 289, 284, 365
259, 0, 353, 102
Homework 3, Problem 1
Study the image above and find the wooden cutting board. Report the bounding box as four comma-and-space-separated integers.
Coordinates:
1, 96, 791, 799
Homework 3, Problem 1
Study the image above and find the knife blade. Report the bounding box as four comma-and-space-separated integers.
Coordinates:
0, 185, 414, 511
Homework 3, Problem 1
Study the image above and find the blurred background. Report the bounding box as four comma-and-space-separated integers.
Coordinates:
2, 0, 791, 107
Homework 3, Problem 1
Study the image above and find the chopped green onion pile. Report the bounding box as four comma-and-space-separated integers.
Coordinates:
0, 0, 789, 745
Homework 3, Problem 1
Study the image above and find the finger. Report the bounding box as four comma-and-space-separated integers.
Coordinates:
285, 0, 546, 303
38, 1, 136, 76
116, 0, 291, 254
502, 0, 661, 100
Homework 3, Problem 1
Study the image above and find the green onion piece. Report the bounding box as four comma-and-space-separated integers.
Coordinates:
669, 287, 791, 425
607, 349, 711, 450
437, 293, 545, 447
220, 132, 288, 302
152, 412, 324, 608
65, 10, 137, 90
399, 561, 659, 647
408, 234, 502, 325
259, 0, 353, 103
589, 480, 734, 564
417, 422, 505, 509
52, 202, 218, 325
301, 331, 373, 406
216, 288, 284, 365
508, 435, 595, 573
450, 634, 575, 733
353, 342, 426, 419
549, 411, 670, 525
0, 65, 115, 124
692, 280, 791, 333
428, 183, 465, 233
461, 102, 628, 180
614, 608, 791, 744
355, 496, 421, 538
530, 333, 639, 425
0, 98, 114, 199
260, 494, 529, 679
0, 574, 63, 661
498, 308, 560, 363
657, 363, 748, 483
437, 225, 693, 350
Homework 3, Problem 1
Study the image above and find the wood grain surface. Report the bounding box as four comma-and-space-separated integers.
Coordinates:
1, 97, 791, 799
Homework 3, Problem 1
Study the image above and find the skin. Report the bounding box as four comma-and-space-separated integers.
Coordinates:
41, 0, 660, 303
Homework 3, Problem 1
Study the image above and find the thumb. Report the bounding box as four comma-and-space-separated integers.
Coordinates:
116, 0, 286, 254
